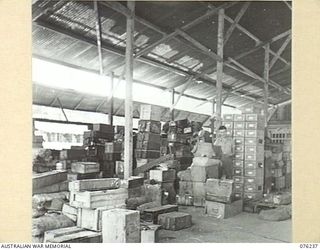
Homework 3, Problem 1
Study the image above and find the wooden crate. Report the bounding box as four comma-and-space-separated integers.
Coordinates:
102, 209, 140, 243
67, 172, 100, 181
205, 199, 243, 219
149, 169, 176, 182
71, 162, 100, 174
33, 181, 68, 195
205, 179, 234, 203
44, 227, 101, 243
77, 204, 126, 231
104, 142, 122, 153
120, 176, 144, 189
143, 205, 178, 224
138, 120, 161, 134
141, 224, 161, 243
68, 178, 120, 192
140, 104, 162, 121
62, 204, 77, 222
158, 212, 192, 231
70, 188, 128, 209
33, 171, 68, 190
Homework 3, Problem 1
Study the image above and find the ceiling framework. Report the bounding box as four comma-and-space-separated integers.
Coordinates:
32, 1, 291, 113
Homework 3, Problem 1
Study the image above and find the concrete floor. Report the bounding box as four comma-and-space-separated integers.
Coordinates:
158, 206, 291, 243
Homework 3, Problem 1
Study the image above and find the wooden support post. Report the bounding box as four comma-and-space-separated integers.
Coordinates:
264, 44, 270, 127
94, 1, 104, 75
109, 72, 114, 125
211, 99, 216, 143
171, 89, 175, 121
124, 1, 135, 180
216, 8, 224, 130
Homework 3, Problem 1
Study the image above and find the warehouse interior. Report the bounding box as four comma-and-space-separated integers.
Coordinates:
32, 0, 292, 243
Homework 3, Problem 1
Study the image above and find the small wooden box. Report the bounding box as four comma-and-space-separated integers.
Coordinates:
158, 212, 192, 231
68, 178, 120, 192
71, 162, 100, 174
102, 209, 140, 243
70, 188, 128, 209
149, 169, 176, 182
143, 205, 178, 224
205, 199, 243, 219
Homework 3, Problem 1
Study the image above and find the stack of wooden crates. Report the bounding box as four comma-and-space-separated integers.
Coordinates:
136, 105, 162, 172
222, 106, 265, 208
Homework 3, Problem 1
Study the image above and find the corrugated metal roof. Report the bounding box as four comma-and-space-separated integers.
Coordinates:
32, 0, 291, 109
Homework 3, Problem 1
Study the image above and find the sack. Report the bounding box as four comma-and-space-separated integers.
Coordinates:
258, 206, 291, 221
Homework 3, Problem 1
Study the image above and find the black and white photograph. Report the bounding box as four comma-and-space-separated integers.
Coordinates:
31, 0, 292, 243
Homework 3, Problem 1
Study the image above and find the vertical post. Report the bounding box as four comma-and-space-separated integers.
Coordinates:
94, 1, 104, 75
124, 1, 135, 180
216, 8, 224, 130
171, 89, 175, 121
211, 99, 216, 143
109, 72, 114, 125
264, 43, 270, 127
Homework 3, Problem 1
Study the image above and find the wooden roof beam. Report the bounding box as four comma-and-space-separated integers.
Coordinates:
224, 2, 251, 46
269, 34, 292, 70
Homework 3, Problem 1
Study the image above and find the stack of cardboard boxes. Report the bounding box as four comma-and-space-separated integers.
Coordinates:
223, 107, 265, 207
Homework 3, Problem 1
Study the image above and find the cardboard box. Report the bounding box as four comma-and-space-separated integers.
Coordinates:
234, 114, 245, 121
244, 153, 264, 161
233, 160, 244, 168
68, 178, 120, 192
223, 114, 234, 121
233, 167, 243, 176
140, 104, 162, 121
150, 169, 176, 182
44, 227, 101, 243
243, 192, 263, 201
240, 106, 262, 114
245, 145, 264, 154
102, 209, 140, 243
222, 121, 233, 130
245, 114, 264, 122
245, 130, 264, 138
143, 205, 179, 224
234, 153, 244, 160
158, 212, 192, 231
138, 120, 161, 134
234, 145, 244, 153
244, 160, 264, 169
244, 137, 264, 146
70, 188, 128, 209
234, 122, 245, 129
33, 171, 68, 190
234, 183, 243, 193
234, 137, 245, 145
141, 224, 161, 243
234, 129, 245, 137
71, 162, 100, 174
233, 176, 244, 184
205, 199, 243, 219
245, 121, 264, 130
244, 183, 263, 193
